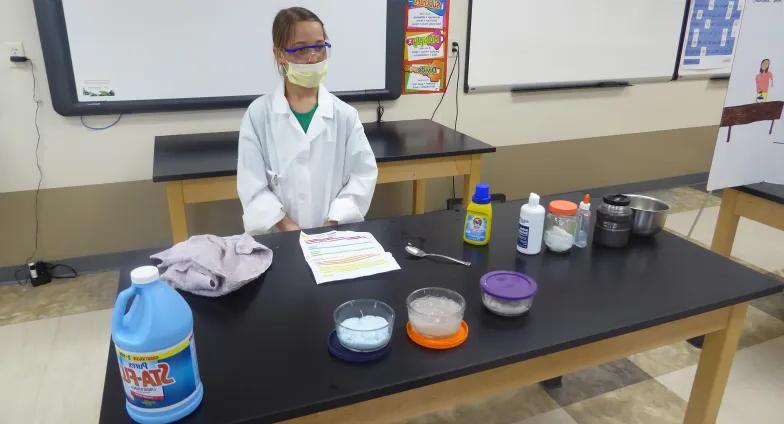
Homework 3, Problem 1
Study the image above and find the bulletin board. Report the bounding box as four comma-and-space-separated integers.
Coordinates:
678, 0, 745, 78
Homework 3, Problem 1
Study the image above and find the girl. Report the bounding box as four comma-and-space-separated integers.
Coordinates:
756, 58, 773, 102
237, 7, 378, 234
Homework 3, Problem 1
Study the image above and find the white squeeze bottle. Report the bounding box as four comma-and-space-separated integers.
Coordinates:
517, 193, 546, 255
574, 194, 592, 248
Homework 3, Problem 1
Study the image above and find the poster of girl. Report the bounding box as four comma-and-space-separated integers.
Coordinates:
756, 58, 773, 102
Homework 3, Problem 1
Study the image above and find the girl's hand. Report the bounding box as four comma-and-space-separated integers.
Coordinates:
275, 216, 301, 232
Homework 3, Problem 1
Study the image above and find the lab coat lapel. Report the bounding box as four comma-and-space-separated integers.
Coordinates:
271, 83, 308, 145
305, 85, 334, 144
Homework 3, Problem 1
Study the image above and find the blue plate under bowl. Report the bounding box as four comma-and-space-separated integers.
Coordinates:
327, 330, 391, 363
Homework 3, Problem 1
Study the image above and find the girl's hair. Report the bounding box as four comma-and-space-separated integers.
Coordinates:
272, 7, 327, 51
760, 58, 770, 73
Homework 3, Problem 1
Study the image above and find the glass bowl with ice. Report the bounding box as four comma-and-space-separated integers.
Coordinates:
406, 287, 466, 338
333, 299, 395, 352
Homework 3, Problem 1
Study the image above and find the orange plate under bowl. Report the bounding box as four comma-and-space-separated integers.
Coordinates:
406, 320, 469, 350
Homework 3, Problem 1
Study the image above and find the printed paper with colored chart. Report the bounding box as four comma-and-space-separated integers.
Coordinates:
405, 29, 446, 62
299, 231, 400, 285
407, 0, 449, 29
404, 60, 445, 93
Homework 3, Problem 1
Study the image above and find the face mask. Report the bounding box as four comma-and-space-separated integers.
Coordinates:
285, 59, 328, 88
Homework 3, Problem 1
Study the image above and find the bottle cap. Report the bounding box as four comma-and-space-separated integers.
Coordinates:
580, 193, 591, 210
527, 193, 540, 207
603, 194, 630, 206
472, 183, 491, 204
131, 266, 160, 285
548, 200, 578, 216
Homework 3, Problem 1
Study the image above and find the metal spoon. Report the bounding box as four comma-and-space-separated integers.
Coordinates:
405, 244, 471, 266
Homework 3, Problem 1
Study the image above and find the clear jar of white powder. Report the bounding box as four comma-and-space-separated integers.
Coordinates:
544, 200, 578, 253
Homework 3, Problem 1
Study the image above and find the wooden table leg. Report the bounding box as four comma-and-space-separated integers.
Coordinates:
413, 180, 426, 215
770, 120, 775, 135
726, 126, 731, 143
710, 189, 740, 257
683, 303, 747, 424
463, 155, 482, 201
166, 182, 188, 244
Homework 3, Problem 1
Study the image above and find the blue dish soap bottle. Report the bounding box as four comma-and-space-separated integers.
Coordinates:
112, 266, 204, 424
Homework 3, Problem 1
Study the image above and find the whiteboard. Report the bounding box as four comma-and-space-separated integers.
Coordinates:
34, 0, 404, 115
465, 0, 688, 92
678, 0, 745, 78
61, 0, 386, 101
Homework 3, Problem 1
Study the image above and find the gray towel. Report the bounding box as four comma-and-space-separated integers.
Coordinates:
151, 234, 273, 297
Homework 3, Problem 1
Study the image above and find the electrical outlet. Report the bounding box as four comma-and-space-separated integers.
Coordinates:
449, 41, 460, 58
6, 41, 25, 59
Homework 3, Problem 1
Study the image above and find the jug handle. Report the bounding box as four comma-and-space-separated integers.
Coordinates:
113, 285, 139, 330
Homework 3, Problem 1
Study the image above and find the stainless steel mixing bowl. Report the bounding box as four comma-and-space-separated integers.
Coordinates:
625, 194, 670, 236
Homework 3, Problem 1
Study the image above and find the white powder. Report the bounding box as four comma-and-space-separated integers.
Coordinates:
409, 296, 463, 338
544, 226, 575, 252
337, 315, 391, 351
482, 293, 533, 316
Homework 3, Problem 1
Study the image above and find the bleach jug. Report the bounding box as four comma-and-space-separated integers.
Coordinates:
112, 266, 203, 423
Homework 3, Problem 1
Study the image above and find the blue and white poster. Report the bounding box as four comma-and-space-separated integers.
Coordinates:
680, 0, 745, 77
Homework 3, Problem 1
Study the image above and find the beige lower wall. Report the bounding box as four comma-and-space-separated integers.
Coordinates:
0, 125, 717, 267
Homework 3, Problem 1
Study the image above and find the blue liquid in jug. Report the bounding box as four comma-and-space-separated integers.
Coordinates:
112, 266, 203, 423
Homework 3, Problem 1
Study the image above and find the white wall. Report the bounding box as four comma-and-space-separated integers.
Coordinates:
1, 0, 729, 194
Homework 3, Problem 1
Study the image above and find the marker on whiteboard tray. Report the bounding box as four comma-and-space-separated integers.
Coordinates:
511, 81, 630, 93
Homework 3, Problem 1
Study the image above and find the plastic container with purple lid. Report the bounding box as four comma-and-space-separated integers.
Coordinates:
480, 271, 539, 316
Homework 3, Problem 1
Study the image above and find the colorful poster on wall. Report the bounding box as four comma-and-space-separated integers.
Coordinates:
405, 29, 446, 62
402, 0, 450, 95
407, 0, 449, 29
404, 60, 445, 93
707, 0, 784, 191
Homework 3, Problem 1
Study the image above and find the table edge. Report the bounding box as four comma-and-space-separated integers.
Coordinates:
99, 265, 781, 423
736, 185, 784, 205
152, 148, 496, 182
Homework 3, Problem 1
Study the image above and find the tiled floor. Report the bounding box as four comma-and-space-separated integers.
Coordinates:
1, 185, 782, 424
657, 336, 784, 424
0, 271, 118, 326
0, 309, 112, 424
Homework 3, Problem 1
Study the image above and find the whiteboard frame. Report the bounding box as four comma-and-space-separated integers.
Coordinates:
34, 0, 406, 116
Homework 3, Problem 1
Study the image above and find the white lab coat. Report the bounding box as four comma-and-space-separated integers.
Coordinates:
237, 84, 378, 234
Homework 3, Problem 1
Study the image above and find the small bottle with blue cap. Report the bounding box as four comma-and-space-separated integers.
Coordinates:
463, 183, 493, 246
